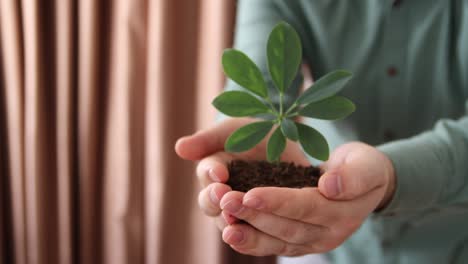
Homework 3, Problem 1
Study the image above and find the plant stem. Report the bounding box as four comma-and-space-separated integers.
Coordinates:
286, 112, 299, 118
284, 102, 298, 116
265, 97, 279, 116
279, 93, 284, 116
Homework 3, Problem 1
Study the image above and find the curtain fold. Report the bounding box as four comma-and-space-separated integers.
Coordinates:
0, 0, 277, 263
1, 0, 27, 263
55, 1, 76, 263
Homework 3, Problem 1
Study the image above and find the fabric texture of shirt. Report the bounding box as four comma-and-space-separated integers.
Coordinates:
226, 1, 468, 263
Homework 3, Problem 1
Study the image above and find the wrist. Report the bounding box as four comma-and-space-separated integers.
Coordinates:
376, 152, 396, 211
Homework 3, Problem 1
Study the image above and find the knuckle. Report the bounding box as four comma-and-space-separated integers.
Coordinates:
301, 224, 320, 242
279, 225, 300, 243
344, 179, 362, 198
281, 244, 305, 257
196, 163, 210, 186
284, 223, 321, 245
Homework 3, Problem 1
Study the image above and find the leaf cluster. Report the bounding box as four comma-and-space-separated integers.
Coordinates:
213, 22, 355, 162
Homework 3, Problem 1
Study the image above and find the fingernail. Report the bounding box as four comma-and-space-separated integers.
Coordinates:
226, 230, 244, 245
221, 200, 243, 215
208, 168, 221, 182
243, 196, 263, 209
325, 174, 342, 197
210, 187, 220, 204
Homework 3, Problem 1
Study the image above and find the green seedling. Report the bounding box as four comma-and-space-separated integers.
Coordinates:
213, 21, 355, 162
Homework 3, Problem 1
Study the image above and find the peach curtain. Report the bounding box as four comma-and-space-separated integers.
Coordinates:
0, 0, 276, 263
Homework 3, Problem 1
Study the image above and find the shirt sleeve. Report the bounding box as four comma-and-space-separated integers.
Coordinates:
377, 101, 468, 216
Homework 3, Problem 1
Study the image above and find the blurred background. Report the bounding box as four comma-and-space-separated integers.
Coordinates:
0, 0, 275, 263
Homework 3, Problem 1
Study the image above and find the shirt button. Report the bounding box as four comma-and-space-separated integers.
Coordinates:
381, 239, 392, 248
387, 66, 398, 77
392, 0, 402, 8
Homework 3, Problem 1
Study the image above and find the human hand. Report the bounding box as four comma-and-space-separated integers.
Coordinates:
174, 117, 311, 239
176, 120, 396, 256
217, 142, 395, 256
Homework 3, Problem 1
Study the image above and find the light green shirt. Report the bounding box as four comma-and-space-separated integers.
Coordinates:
227, 1, 468, 263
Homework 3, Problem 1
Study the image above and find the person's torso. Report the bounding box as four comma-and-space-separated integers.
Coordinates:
277, 1, 468, 263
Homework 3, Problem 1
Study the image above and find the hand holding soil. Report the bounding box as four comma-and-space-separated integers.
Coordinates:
175, 119, 396, 256
175, 21, 395, 257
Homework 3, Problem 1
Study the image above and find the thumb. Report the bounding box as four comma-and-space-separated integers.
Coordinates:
318, 143, 386, 200
175, 118, 253, 161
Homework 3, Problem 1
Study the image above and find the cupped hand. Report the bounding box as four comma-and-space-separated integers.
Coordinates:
175, 119, 395, 257
175, 117, 310, 223
217, 142, 395, 256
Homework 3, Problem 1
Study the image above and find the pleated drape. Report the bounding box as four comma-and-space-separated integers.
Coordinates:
0, 0, 277, 263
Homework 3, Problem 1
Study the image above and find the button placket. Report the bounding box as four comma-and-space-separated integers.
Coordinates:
379, 5, 408, 143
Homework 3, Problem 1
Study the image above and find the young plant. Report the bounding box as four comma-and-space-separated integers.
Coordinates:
213, 22, 355, 162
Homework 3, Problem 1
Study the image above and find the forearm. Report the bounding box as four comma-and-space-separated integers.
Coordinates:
377, 109, 468, 216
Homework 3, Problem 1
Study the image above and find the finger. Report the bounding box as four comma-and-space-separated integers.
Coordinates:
219, 190, 246, 213
318, 144, 387, 200
243, 186, 383, 226
221, 191, 327, 245
241, 187, 339, 224
175, 118, 252, 161
214, 215, 229, 231
221, 210, 239, 225
331, 186, 388, 221
219, 190, 245, 226
224, 224, 316, 256
196, 152, 232, 187
198, 183, 232, 217
222, 224, 287, 256
319, 143, 356, 172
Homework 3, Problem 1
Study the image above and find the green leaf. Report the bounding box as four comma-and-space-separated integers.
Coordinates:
253, 112, 277, 121
222, 49, 268, 98
296, 70, 353, 105
225, 121, 274, 152
299, 96, 356, 120
296, 123, 329, 161
212, 91, 271, 117
267, 126, 286, 162
267, 22, 302, 94
280, 118, 298, 141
